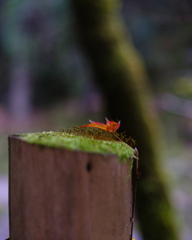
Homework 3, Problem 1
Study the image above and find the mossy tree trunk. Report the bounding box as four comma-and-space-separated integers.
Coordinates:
71, 1, 179, 240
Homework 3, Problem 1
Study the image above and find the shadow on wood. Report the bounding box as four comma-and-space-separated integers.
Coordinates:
9, 135, 132, 240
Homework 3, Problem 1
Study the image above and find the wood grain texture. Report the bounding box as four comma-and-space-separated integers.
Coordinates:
9, 135, 132, 240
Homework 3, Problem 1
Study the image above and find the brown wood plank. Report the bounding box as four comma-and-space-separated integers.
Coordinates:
9, 135, 132, 240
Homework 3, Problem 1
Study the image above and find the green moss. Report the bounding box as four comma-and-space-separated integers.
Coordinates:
20, 131, 135, 164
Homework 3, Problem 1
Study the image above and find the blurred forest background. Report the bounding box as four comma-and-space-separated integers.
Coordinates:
1, 0, 192, 239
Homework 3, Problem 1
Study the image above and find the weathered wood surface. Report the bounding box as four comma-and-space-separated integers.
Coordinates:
9, 135, 132, 240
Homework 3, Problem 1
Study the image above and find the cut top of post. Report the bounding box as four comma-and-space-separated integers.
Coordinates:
19, 131, 135, 164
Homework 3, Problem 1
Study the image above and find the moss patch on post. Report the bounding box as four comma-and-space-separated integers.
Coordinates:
20, 131, 135, 164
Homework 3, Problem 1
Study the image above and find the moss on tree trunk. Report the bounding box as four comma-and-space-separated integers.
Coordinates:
71, 1, 179, 240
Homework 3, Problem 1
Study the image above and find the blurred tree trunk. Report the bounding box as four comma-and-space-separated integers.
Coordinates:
71, 1, 179, 240
9, 58, 32, 120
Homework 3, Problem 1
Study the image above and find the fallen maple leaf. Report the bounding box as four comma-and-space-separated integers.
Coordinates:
79, 117, 121, 133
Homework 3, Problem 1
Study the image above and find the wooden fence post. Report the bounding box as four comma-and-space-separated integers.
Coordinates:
9, 135, 132, 240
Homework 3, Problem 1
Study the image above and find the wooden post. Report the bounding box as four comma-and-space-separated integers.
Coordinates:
9, 135, 132, 240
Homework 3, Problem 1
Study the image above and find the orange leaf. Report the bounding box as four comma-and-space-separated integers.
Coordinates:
79, 117, 120, 133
